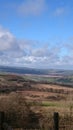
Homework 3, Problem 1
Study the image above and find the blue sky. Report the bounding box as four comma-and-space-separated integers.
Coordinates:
0, 0, 73, 69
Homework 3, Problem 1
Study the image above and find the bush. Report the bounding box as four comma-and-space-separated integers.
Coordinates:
0, 93, 35, 128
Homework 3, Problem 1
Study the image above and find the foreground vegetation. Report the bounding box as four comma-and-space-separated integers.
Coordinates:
0, 92, 73, 130
0, 73, 73, 129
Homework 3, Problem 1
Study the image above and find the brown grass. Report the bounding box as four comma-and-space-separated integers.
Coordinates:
0, 74, 73, 129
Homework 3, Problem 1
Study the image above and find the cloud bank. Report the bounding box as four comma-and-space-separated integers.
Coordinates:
0, 26, 73, 69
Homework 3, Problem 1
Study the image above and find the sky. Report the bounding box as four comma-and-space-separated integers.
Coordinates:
0, 0, 73, 69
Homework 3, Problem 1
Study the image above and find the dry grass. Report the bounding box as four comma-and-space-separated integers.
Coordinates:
0, 92, 73, 130
0, 74, 73, 129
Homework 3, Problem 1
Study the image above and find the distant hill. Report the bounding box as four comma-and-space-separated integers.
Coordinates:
0, 66, 73, 76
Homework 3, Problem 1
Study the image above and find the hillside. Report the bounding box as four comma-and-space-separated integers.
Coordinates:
0, 71, 73, 129
0, 66, 73, 76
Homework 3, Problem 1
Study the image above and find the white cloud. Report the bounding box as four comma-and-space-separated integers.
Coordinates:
0, 26, 14, 51
18, 0, 46, 16
54, 7, 65, 16
0, 25, 73, 69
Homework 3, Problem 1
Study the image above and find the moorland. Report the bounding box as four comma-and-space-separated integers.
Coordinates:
0, 66, 73, 129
